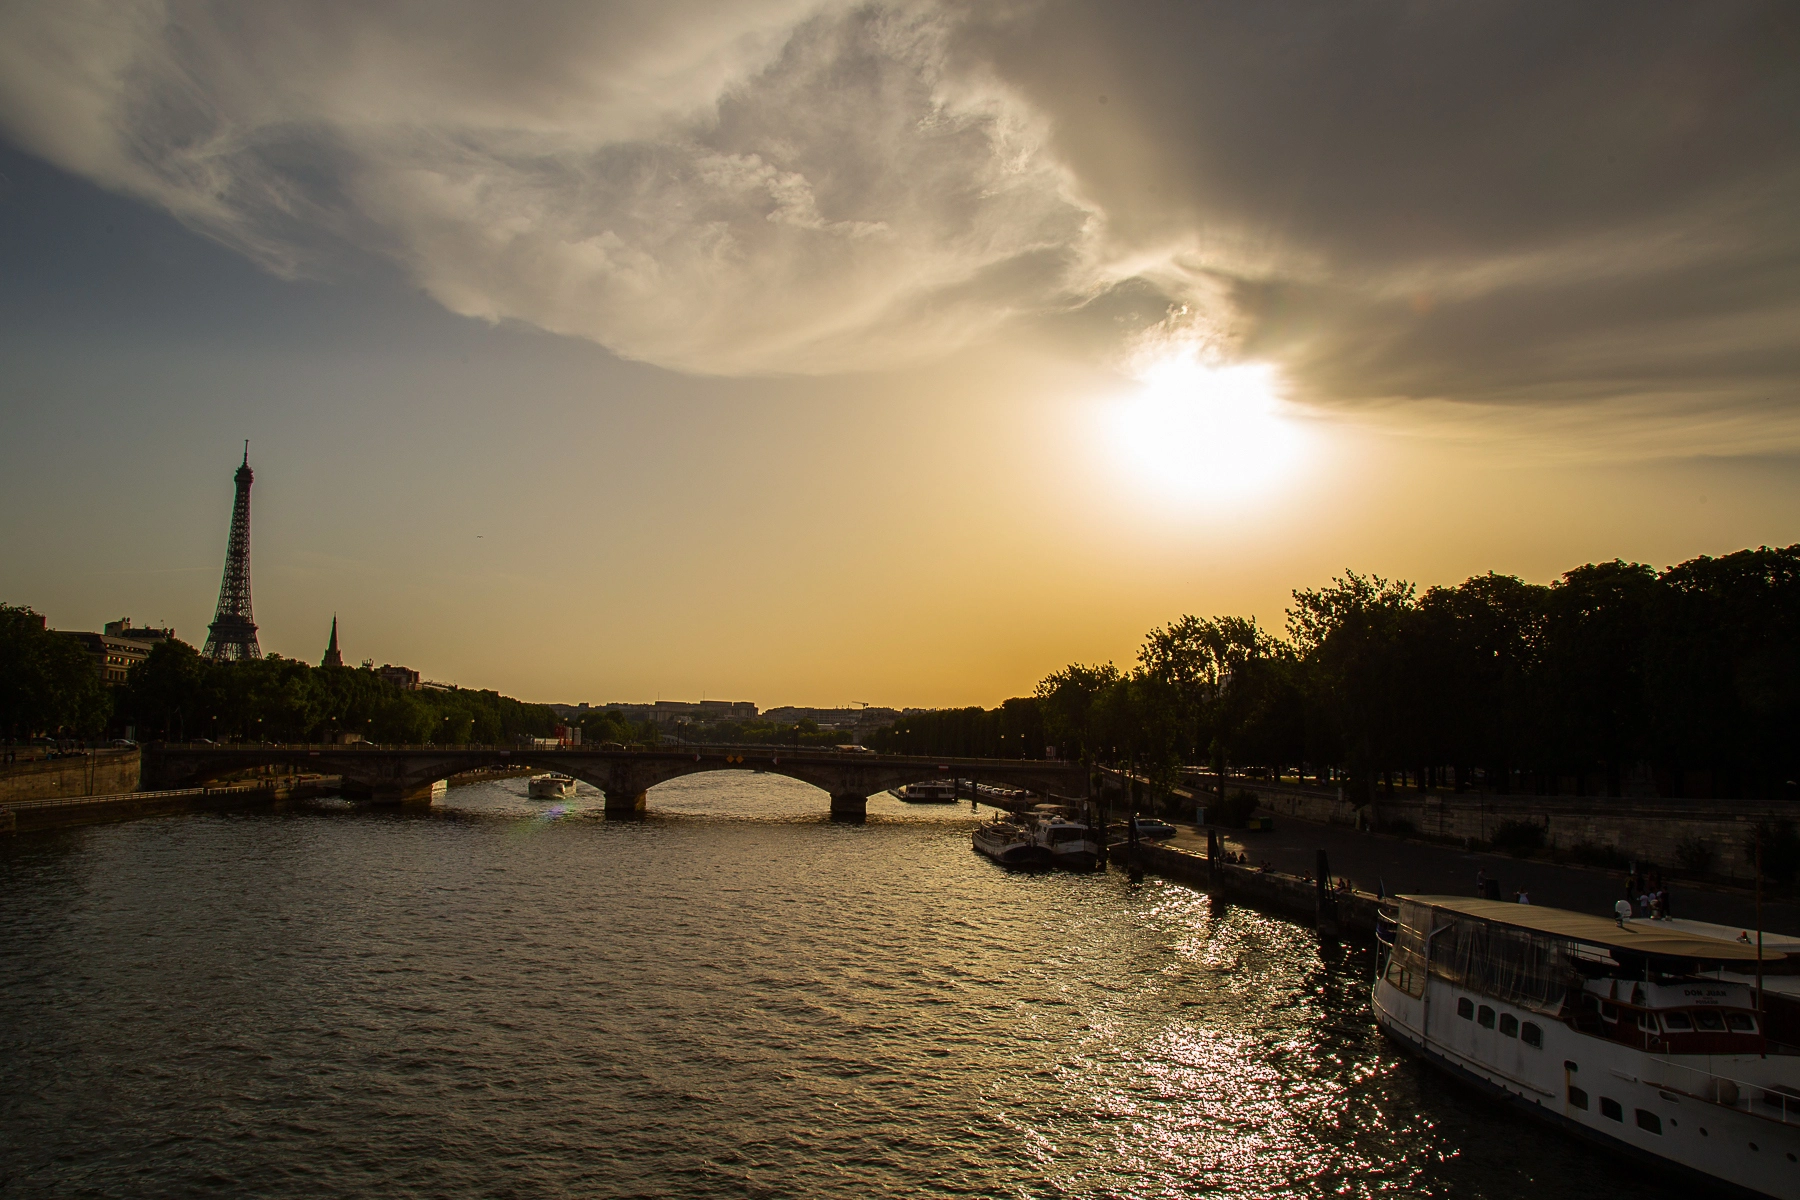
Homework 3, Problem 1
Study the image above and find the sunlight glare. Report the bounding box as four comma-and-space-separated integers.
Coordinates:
1107, 355, 1305, 504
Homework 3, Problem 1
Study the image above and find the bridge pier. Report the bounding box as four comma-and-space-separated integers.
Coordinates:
603, 789, 647, 817
829, 792, 868, 822
369, 781, 445, 806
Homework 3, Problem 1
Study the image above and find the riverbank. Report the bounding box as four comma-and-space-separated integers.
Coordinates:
1111, 810, 1799, 936
1113, 835, 1386, 939
0, 775, 340, 835
0, 747, 140, 803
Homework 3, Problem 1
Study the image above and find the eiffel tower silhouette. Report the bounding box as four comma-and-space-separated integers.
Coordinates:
203, 442, 262, 661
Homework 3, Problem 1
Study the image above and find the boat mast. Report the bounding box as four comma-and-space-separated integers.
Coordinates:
1757, 827, 1765, 1053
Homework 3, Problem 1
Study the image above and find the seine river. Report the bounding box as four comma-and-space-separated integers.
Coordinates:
1, 775, 1686, 1199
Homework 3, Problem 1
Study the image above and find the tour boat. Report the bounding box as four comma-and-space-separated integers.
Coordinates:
972, 816, 1038, 865
527, 773, 577, 800
890, 779, 960, 803
1374, 895, 1800, 1198
1026, 805, 1101, 871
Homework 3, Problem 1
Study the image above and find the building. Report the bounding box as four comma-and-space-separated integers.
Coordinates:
552, 724, 582, 746
763, 705, 903, 732
103, 618, 175, 646
377, 664, 421, 691
585, 700, 760, 726
61, 631, 153, 686
320, 616, 343, 667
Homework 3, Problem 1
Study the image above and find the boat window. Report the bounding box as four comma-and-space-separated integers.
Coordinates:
1726, 1013, 1758, 1033
1694, 1011, 1727, 1031
1477, 1005, 1495, 1029
1636, 1013, 1656, 1033
1662, 1012, 1694, 1032
1567, 1086, 1588, 1110
1600, 1097, 1623, 1122
1499, 1013, 1518, 1037
1635, 1109, 1662, 1135
1599, 1001, 1618, 1023
1456, 998, 1474, 1020
1521, 1022, 1542, 1048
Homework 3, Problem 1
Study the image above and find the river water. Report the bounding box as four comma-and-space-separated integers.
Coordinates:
1, 775, 1688, 1199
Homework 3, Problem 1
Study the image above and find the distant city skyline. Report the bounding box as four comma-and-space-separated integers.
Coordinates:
1, 4, 1795, 708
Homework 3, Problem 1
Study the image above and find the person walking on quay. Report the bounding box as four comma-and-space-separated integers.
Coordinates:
1476, 867, 1486, 897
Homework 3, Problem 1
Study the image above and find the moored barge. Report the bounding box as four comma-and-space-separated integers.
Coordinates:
1375, 896, 1800, 1198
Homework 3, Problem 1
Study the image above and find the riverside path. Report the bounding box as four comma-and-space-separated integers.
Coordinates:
143, 743, 1087, 819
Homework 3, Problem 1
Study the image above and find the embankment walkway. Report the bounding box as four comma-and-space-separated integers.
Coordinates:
1153, 815, 1798, 935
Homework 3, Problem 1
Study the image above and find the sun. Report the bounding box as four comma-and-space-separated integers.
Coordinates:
1106, 355, 1304, 504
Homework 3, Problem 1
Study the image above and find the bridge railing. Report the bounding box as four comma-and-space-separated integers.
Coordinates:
150, 741, 1084, 767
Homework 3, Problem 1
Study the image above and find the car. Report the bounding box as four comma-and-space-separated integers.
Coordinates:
110, 738, 138, 748
1132, 818, 1178, 839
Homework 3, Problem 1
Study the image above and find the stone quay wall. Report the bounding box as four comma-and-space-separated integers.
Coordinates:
0, 775, 337, 836
0, 749, 140, 804
1211, 779, 1785, 885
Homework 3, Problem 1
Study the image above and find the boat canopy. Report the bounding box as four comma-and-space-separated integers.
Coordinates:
1398, 895, 1775, 963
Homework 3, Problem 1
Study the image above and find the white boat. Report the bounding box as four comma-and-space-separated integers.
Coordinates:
527, 773, 576, 800
972, 817, 1038, 865
1025, 805, 1101, 870
889, 779, 960, 803
1374, 895, 1800, 1198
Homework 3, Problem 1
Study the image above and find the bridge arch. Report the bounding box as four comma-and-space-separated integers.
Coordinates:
142, 744, 1089, 820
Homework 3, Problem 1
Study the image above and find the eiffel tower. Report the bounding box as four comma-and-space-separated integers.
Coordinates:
203, 442, 262, 661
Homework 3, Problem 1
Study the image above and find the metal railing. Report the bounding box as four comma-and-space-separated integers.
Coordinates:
1645, 1057, 1800, 1125
148, 741, 1084, 766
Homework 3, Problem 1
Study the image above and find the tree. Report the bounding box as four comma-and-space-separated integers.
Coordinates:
1034, 663, 1123, 762
0, 603, 111, 738
1287, 572, 1418, 803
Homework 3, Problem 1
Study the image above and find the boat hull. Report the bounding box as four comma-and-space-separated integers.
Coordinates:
972, 834, 1041, 866
1047, 846, 1099, 871
1373, 974, 1800, 1200
890, 784, 958, 803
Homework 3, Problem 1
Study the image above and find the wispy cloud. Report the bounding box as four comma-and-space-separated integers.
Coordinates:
1, 1, 1795, 456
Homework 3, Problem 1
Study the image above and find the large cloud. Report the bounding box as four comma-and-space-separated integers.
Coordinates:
966, 1, 1800, 439
1, 0, 1796, 444
0, 0, 1105, 373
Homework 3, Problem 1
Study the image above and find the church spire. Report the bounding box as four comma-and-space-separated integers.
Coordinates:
321, 614, 344, 668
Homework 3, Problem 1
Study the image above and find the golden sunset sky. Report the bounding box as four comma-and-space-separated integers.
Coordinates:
1, 2, 1796, 707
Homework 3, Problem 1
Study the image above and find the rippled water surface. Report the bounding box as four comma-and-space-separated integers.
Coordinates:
1, 776, 1688, 1198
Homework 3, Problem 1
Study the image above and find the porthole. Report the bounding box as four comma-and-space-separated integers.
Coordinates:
1567, 1086, 1589, 1110
1600, 1097, 1623, 1122
1635, 1109, 1662, 1135
1478, 1005, 1496, 1029
1499, 1013, 1518, 1037
1522, 1022, 1543, 1048
1457, 998, 1474, 1020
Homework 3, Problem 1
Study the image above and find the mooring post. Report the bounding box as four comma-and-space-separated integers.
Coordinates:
1316, 848, 1338, 934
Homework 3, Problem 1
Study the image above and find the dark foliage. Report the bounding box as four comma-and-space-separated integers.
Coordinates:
0, 604, 112, 738
863, 699, 1047, 759
1020, 544, 1800, 802
116, 638, 554, 744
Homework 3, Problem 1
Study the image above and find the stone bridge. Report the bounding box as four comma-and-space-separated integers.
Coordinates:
142, 743, 1089, 819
